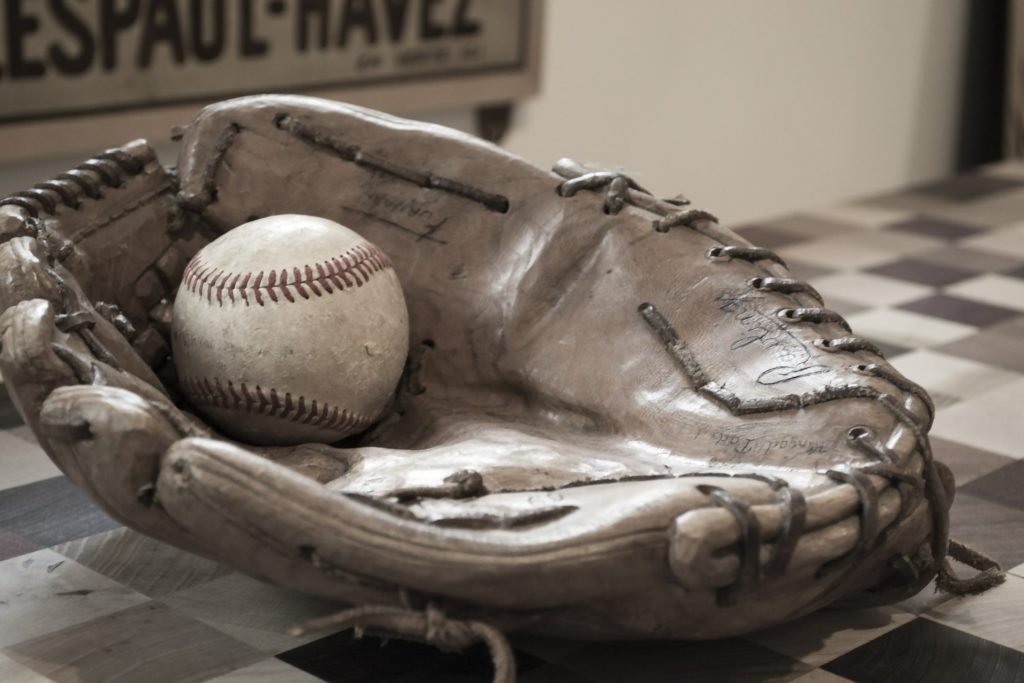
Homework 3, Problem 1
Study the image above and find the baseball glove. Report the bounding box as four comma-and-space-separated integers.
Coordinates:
0, 95, 1003, 682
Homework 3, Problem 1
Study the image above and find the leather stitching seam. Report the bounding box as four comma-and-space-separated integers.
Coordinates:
180, 376, 372, 434
180, 241, 392, 306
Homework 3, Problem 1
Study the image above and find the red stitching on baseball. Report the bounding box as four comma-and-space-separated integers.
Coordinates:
180, 376, 373, 434
181, 241, 392, 307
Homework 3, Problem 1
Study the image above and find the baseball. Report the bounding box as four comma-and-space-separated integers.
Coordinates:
171, 214, 409, 446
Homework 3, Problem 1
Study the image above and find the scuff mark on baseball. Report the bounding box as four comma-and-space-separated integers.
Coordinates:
171, 214, 410, 446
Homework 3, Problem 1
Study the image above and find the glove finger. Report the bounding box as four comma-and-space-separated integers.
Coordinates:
0, 216, 168, 376
37, 384, 396, 606
0, 290, 212, 487
341, 423, 931, 614
0, 299, 78, 452
158, 435, 770, 613
37, 384, 199, 548
0, 234, 62, 311
0, 235, 167, 429
668, 478, 912, 590
157, 436, 413, 606
159, 437, 563, 605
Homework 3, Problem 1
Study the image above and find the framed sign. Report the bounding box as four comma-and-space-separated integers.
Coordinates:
0, 0, 542, 160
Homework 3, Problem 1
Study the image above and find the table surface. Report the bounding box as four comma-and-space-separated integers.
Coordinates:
2, 162, 1024, 682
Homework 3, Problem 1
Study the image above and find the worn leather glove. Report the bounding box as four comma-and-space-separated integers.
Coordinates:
0, 95, 1002, 683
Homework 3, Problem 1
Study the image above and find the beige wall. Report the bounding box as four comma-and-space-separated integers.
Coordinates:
503, 0, 973, 224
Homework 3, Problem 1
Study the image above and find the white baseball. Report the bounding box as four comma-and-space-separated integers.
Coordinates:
172, 214, 409, 446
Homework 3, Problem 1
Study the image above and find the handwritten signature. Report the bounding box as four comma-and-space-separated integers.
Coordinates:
716, 292, 832, 385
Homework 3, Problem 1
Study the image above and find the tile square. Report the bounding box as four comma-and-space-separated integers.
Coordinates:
749, 606, 914, 667
915, 245, 1024, 274
2, 601, 264, 683
779, 239, 888, 274
813, 296, 866, 318
925, 572, 1024, 653
0, 476, 121, 547
946, 274, 1024, 313
893, 579, 955, 616
929, 391, 961, 410
937, 315, 1024, 373
803, 204, 914, 231
785, 259, 836, 282
978, 160, 1024, 180
844, 308, 975, 350
886, 216, 987, 241
854, 229, 949, 255
0, 385, 24, 430
871, 340, 912, 361
899, 294, 1020, 328
958, 461, 1024, 512
823, 618, 1024, 682
508, 634, 589, 664
160, 572, 347, 654
278, 630, 544, 683
734, 224, 812, 249
931, 437, 1016, 487
964, 222, 1024, 260
910, 174, 1024, 202
547, 638, 810, 682
948, 493, 1024, 570
866, 258, 976, 287
755, 213, 865, 238
0, 652, 50, 682
194, 657, 324, 682
54, 527, 231, 598
518, 662, 592, 682
0, 528, 39, 563
857, 188, 961, 212
0, 430, 62, 491
949, 202, 1024, 231
791, 671, 855, 683
930, 378, 1024, 459
888, 350, 1019, 401
0, 549, 148, 648
811, 272, 932, 308
779, 232, 943, 271
6, 425, 40, 448
866, 188, 1024, 230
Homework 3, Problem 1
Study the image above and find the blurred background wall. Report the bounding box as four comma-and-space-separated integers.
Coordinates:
0, 0, 1007, 224
503, 0, 1003, 223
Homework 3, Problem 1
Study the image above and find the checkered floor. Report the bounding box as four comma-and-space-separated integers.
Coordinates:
2, 162, 1024, 682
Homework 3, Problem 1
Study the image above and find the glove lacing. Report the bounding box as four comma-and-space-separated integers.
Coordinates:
553, 160, 1005, 601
